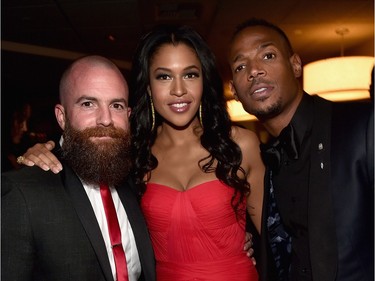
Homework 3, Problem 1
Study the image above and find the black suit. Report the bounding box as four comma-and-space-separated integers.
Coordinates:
1, 163, 156, 281
258, 94, 374, 281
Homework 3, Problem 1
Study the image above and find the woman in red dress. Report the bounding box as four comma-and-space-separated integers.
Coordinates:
130, 25, 264, 280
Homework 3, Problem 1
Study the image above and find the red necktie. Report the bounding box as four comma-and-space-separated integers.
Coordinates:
100, 184, 129, 281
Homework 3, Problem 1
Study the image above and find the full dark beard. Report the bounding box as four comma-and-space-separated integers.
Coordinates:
61, 122, 132, 186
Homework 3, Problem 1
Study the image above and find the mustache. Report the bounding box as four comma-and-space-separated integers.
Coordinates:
61, 122, 132, 186
251, 77, 270, 86
80, 126, 126, 138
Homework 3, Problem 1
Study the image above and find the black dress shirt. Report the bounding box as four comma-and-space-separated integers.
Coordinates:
273, 94, 315, 280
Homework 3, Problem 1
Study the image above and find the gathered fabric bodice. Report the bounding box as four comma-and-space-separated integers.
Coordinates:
141, 179, 259, 281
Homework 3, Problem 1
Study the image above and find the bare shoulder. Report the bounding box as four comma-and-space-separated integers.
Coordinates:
231, 125, 261, 150
230, 125, 263, 173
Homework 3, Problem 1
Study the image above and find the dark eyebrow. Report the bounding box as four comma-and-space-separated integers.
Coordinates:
259, 41, 274, 50
231, 54, 244, 64
154, 65, 200, 72
231, 41, 276, 64
111, 98, 128, 106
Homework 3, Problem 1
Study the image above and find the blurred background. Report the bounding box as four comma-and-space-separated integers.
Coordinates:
2, 0, 374, 170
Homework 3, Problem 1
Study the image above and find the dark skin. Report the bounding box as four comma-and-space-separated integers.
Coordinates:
228, 25, 304, 137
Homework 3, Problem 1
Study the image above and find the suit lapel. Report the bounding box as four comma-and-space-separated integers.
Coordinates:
308, 96, 337, 280
61, 164, 114, 281
116, 179, 155, 281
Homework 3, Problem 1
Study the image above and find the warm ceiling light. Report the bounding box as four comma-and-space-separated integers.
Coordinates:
303, 27, 374, 102
224, 83, 257, 122
226, 54, 374, 122
226, 99, 257, 122
303, 56, 374, 101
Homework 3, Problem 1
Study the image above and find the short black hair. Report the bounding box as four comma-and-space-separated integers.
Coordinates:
232, 17, 294, 55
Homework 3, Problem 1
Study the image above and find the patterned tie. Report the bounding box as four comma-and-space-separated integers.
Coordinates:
266, 171, 292, 281
260, 124, 298, 281
100, 184, 129, 281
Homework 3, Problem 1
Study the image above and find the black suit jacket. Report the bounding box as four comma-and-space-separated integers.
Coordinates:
1, 163, 156, 281
257, 94, 374, 281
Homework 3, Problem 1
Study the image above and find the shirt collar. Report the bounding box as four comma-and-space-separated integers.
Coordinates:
290, 93, 315, 146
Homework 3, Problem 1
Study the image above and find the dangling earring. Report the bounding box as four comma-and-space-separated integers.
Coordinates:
199, 102, 203, 128
149, 94, 155, 131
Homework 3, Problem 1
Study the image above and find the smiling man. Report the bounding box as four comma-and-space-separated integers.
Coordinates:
2, 55, 156, 281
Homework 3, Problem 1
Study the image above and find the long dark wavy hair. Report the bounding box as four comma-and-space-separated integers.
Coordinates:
129, 24, 250, 214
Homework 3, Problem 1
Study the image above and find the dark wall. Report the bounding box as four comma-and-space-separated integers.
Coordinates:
1, 51, 72, 141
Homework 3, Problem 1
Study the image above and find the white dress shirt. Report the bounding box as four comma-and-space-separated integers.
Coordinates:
83, 183, 141, 281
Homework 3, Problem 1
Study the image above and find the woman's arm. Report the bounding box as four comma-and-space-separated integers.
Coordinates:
19, 140, 62, 174
232, 126, 265, 234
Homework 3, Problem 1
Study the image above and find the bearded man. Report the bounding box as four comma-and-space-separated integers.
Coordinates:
1, 55, 156, 281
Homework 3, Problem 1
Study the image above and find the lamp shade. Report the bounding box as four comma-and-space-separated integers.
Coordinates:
303, 56, 374, 101
226, 99, 257, 122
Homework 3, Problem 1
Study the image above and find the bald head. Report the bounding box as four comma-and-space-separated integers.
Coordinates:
55, 55, 131, 133
55, 55, 132, 186
59, 55, 128, 105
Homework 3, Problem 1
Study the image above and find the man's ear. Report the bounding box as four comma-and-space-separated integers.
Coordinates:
290, 53, 302, 78
55, 104, 66, 130
229, 80, 239, 101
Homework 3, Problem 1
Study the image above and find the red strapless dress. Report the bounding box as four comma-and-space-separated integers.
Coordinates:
141, 180, 259, 281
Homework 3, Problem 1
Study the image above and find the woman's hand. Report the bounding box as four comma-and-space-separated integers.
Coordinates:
244, 232, 256, 265
18, 140, 62, 174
